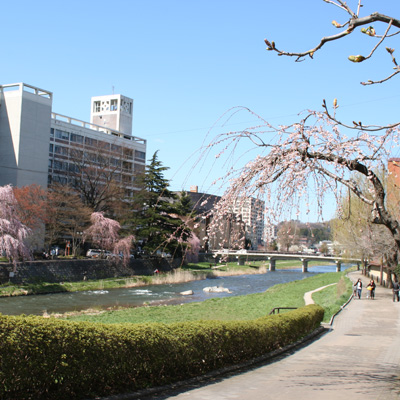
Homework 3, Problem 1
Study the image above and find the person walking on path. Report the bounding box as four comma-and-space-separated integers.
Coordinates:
393, 280, 400, 302
355, 278, 362, 299
366, 279, 376, 299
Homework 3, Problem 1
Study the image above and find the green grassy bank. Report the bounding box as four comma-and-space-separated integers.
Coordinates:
65, 270, 353, 324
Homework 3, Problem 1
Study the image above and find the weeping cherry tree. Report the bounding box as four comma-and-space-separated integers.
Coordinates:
0, 185, 31, 269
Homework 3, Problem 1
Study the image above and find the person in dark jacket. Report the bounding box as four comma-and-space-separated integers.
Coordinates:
366, 279, 376, 300
393, 280, 400, 302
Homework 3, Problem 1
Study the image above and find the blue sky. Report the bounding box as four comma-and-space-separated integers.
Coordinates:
2, 0, 400, 222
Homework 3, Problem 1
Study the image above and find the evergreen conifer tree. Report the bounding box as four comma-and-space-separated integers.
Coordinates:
131, 152, 191, 257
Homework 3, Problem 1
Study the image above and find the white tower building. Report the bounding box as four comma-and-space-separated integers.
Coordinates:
0, 83, 52, 188
90, 94, 133, 135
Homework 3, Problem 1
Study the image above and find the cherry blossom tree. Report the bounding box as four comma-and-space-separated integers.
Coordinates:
204, 109, 400, 265
199, 1, 400, 272
114, 235, 135, 261
0, 185, 31, 269
84, 212, 134, 263
184, 233, 201, 263
84, 212, 120, 251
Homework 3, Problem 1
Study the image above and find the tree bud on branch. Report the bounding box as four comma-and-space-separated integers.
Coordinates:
264, 38, 276, 51
348, 55, 366, 63
361, 26, 375, 36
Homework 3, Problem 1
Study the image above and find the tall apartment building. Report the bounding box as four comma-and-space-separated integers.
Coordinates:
232, 197, 265, 249
0, 83, 146, 196
186, 187, 264, 251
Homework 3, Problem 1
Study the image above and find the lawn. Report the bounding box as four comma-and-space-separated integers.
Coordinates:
65, 270, 353, 324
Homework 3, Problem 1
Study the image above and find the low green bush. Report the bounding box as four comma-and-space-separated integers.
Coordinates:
0, 304, 323, 399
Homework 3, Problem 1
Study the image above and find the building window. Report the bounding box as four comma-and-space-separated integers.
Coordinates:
55, 129, 69, 141
122, 174, 132, 183
54, 160, 63, 170
110, 99, 118, 111
54, 145, 68, 156
70, 133, 84, 143
134, 163, 145, 173
49, 144, 54, 153
121, 100, 132, 114
98, 140, 110, 151
54, 176, 67, 185
123, 148, 133, 159
135, 150, 146, 160
85, 137, 98, 147
122, 161, 132, 171
110, 158, 121, 167
93, 101, 101, 113
111, 144, 121, 153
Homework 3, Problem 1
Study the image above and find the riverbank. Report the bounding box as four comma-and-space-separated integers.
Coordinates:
0, 260, 333, 298
64, 270, 353, 324
0, 263, 265, 297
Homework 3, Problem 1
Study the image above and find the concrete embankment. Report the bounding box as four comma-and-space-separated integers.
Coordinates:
0, 258, 180, 284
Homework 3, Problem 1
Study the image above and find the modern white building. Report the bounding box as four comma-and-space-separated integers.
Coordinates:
0, 83, 146, 196
264, 224, 278, 245
232, 197, 265, 249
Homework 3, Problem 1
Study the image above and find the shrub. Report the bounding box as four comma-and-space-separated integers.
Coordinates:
0, 305, 323, 399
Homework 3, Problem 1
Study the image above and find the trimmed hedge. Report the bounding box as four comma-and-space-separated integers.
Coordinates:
0, 304, 324, 399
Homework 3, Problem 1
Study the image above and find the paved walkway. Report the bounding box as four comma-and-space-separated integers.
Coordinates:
152, 271, 400, 400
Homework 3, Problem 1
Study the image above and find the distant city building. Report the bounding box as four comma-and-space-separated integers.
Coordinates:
231, 197, 264, 249
185, 186, 264, 251
0, 83, 146, 196
264, 224, 277, 244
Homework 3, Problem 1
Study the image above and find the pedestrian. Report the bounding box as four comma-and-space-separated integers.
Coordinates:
355, 278, 362, 299
393, 280, 400, 302
353, 282, 358, 298
366, 279, 376, 300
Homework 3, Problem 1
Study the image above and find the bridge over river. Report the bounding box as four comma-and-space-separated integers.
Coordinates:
212, 250, 361, 273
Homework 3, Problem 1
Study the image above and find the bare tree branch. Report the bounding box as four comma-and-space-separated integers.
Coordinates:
265, 7, 400, 83
322, 99, 400, 131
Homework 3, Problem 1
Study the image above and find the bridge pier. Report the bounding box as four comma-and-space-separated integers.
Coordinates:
302, 259, 308, 273
269, 258, 276, 271
336, 261, 341, 272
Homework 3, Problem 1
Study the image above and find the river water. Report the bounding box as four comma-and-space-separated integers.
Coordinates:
0, 265, 351, 316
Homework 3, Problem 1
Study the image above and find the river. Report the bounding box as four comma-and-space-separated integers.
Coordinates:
0, 265, 351, 316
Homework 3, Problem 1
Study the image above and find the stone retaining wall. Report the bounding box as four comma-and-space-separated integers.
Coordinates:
0, 258, 182, 285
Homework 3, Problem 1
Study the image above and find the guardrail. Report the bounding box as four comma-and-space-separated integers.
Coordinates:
269, 307, 297, 315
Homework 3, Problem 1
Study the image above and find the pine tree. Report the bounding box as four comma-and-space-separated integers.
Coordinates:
131, 152, 191, 257
175, 191, 196, 218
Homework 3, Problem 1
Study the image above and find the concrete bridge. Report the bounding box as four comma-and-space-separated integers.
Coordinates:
212, 250, 361, 273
